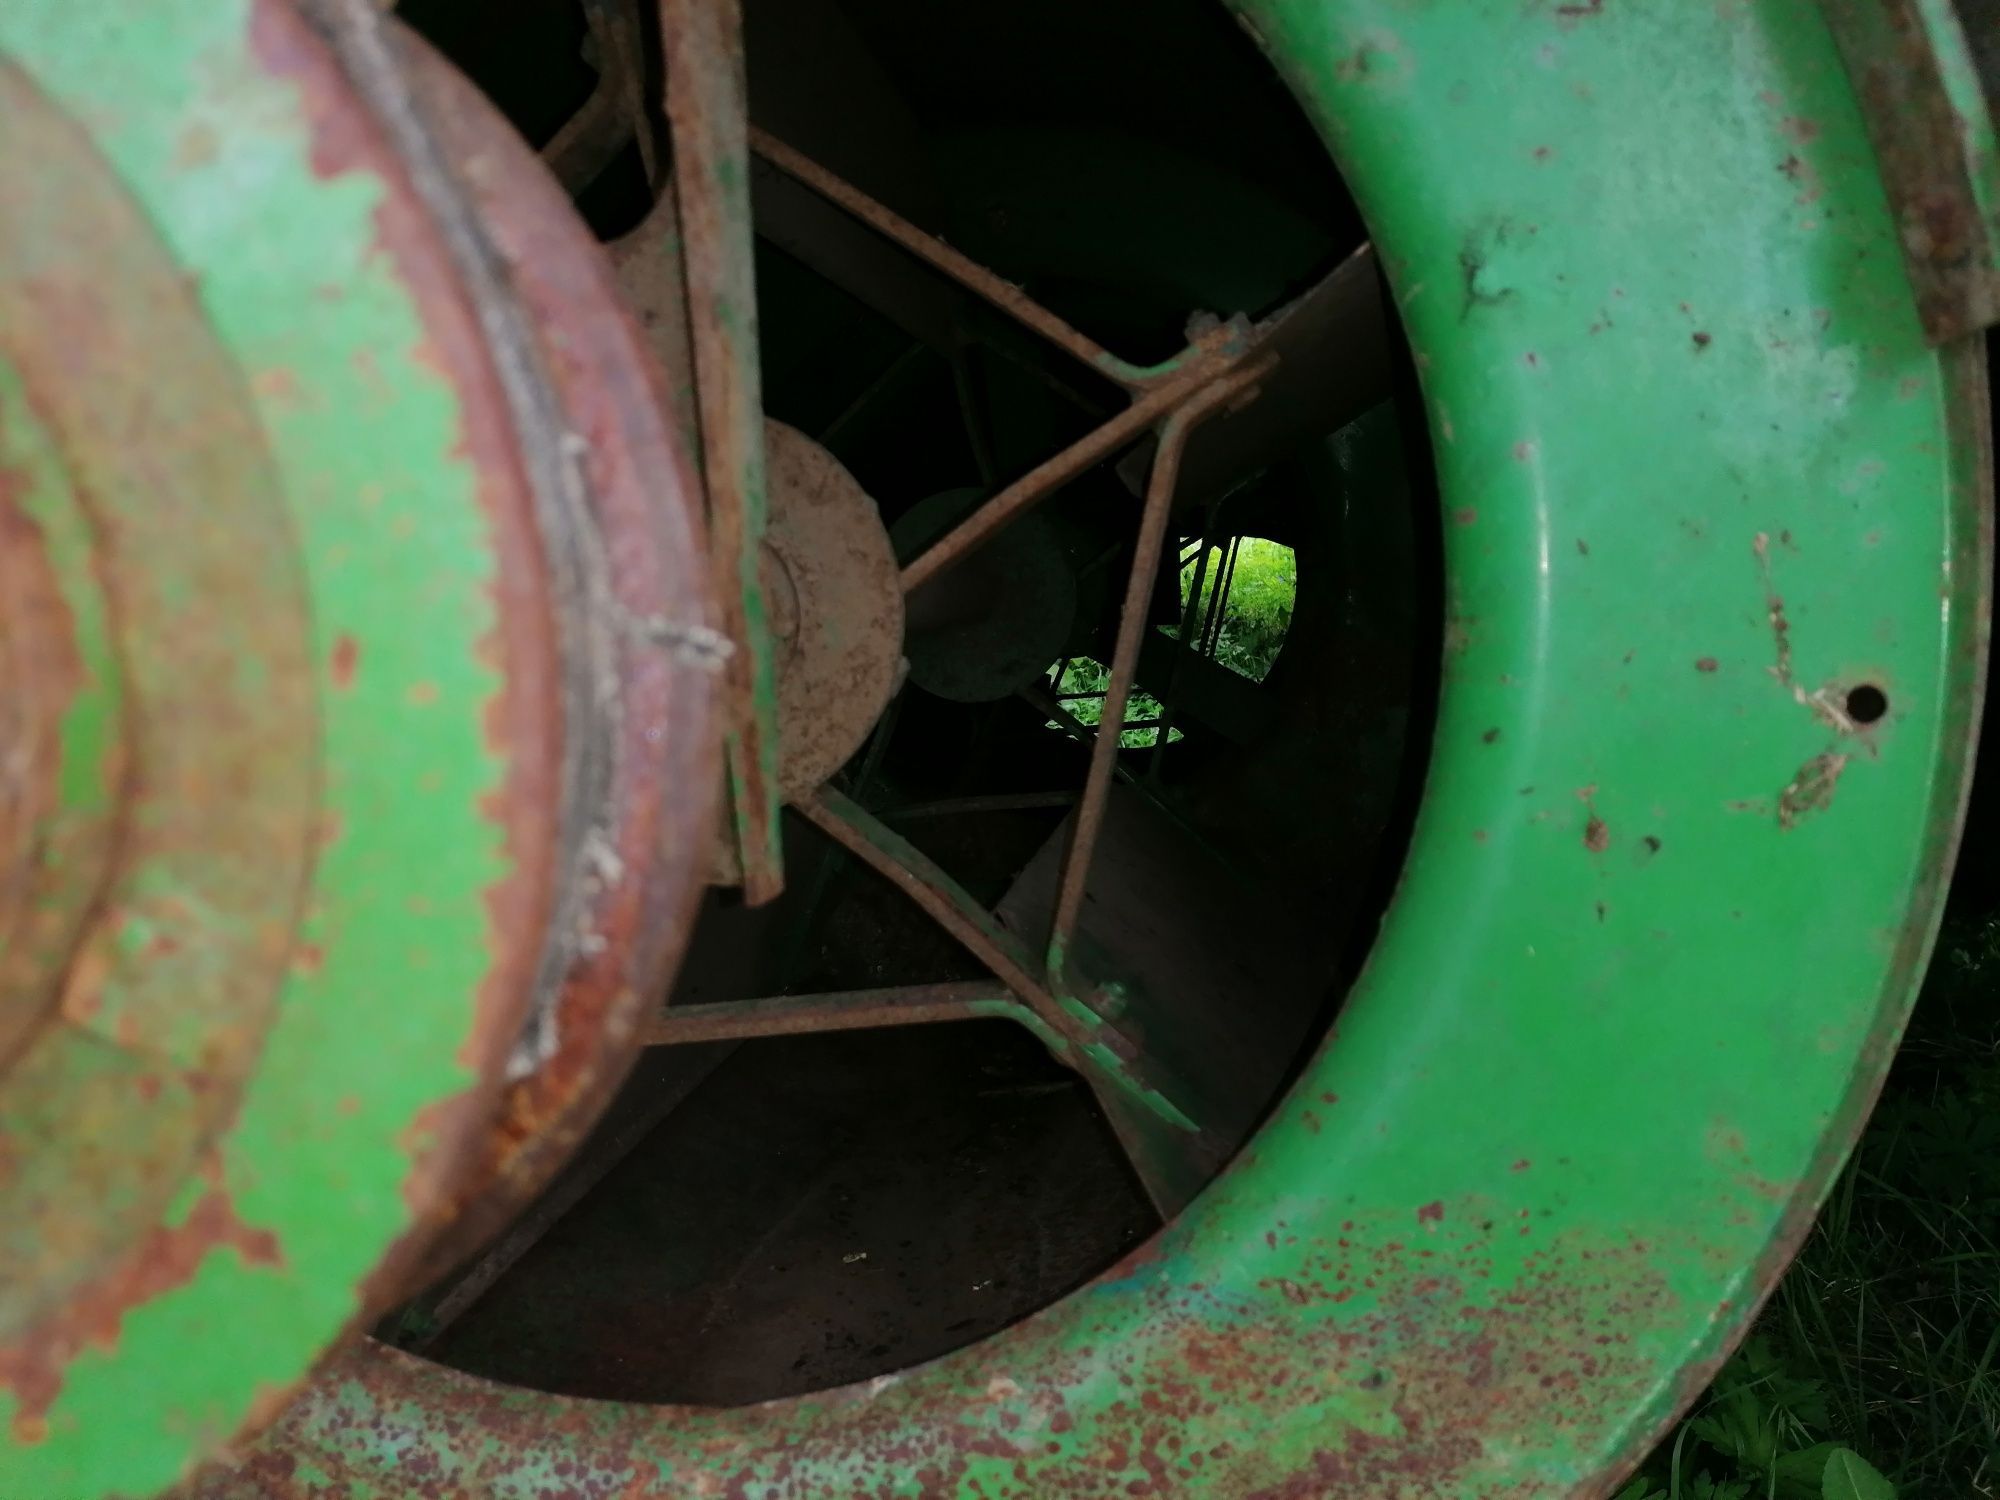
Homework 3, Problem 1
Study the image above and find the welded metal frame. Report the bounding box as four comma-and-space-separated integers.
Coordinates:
652, 41, 1316, 1204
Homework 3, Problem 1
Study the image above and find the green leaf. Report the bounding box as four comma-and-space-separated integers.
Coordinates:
1610, 1481, 1667, 1500
1774, 1442, 1843, 1498
1821, 1448, 1896, 1500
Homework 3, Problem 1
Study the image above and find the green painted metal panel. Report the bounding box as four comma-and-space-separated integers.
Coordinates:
0, 3, 556, 1495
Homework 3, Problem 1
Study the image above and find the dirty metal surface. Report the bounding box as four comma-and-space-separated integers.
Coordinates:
0, 52, 319, 1387
0, 0, 585, 1491
269, 1022, 1156, 1415
663, 0, 787, 904
1115, 244, 1392, 511
195, 0, 1990, 1493
761, 420, 906, 798
1822, 0, 2000, 343
644, 981, 1011, 1046
898, 358, 1237, 596
1045, 362, 1272, 983
391, 30, 722, 1288
999, 782, 1329, 1195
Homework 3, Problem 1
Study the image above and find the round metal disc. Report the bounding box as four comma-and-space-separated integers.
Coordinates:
762, 419, 905, 798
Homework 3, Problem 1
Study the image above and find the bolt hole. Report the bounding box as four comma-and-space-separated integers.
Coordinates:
1845, 683, 1889, 726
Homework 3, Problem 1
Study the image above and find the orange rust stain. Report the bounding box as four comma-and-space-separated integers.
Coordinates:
56, 944, 111, 1027
293, 942, 325, 976
0, 1190, 282, 1437
1416, 1201, 1445, 1224
1583, 815, 1610, 854
1695, 656, 1719, 673
174, 123, 220, 171
251, 368, 303, 406
330, 634, 359, 689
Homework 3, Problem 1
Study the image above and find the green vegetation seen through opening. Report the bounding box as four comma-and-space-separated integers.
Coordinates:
1047, 537, 1296, 749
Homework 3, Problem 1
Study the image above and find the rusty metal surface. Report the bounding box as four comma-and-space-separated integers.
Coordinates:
0, 48, 320, 1378
1823, 0, 2000, 343
0, 409, 123, 1080
1001, 782, 1329, 1196
750, 126, 1155, 389
1047, 362, 1273, 979
797, 789, 1076, 1042
542, 0, 656, 194
898, 357, 1237, 595
0, 0, 587, 1485
760, 420, 905, 797
645, 982, 1011, 1045
1116, 245, 1392, 511
392, 28, 722, 1288
663, 0, 786, 904
394, 1044, 736, 1357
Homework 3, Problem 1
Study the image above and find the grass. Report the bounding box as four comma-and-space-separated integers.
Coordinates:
1046, 536, 1297, 749
1620, 905, 2000, 1499
1178, 536, 1295, 684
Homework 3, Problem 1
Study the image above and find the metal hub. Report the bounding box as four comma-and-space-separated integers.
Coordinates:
758, 419, 904, 799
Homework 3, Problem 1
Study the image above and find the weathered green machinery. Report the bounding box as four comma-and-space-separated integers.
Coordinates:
0, 0, 1995, 1496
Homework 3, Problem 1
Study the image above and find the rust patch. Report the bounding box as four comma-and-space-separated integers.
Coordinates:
1583, 815, 1610, 853
1752, 532, 1793, 685
384, 33, 720, 1285
1777, 751, 1848, 830
213, 1218, 1686, 1500
0, 1189, 281, 1437
251, 0, 563, 1322
1695, 656, 1718, 673
329, 633, 358, 688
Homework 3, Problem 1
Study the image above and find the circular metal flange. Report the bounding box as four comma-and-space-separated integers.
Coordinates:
190, 1, 1992, 1496
709, 419, 904, 884
390, 26, 721, 1293
0, 2, 717, 1495
761, 419, 905, 795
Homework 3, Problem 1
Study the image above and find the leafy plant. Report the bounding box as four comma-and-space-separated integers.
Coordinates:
1613, 1335, 1907, 1499
1177, 536, 1295, 684
1822, 1450, 1896, 1500
1625, 904, 2000, 1499
1047, 656, 1178, 749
